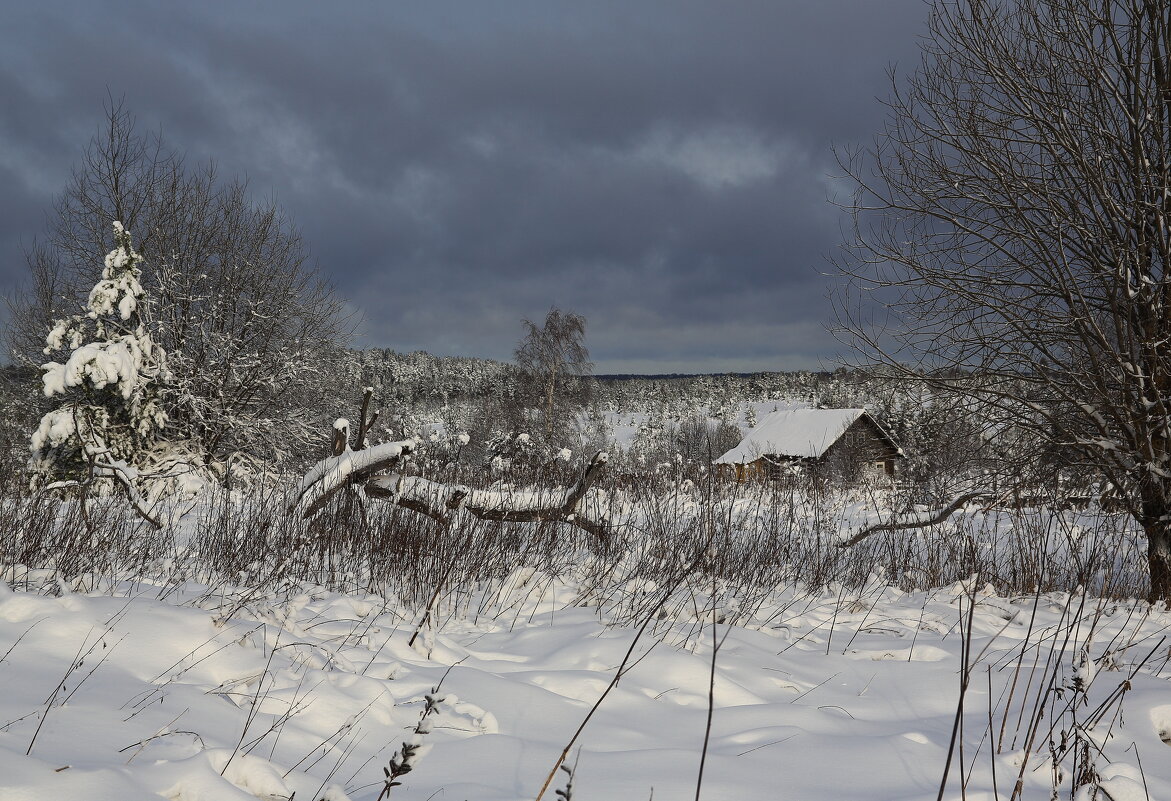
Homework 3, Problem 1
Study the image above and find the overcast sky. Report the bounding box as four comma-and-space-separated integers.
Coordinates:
0, 1, 929, 374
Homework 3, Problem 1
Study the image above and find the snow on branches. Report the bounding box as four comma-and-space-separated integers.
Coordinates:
365, 450, 610, 540
30, 222, 168, 508
288, 438, 418, 518
292, 391, 610, 541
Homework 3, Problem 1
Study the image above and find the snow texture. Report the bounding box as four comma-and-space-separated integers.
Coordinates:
381, 474, 579, 513
0, 566, 1168, 800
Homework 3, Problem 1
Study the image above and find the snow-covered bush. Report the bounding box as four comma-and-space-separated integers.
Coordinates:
29, 222, 168, 489
409, 427, 471, 478
485, 431, 542, 475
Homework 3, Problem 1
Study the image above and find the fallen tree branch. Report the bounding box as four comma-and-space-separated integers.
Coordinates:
293, 392, 611, 541
364, 451, 611, 541
288, 439, 417, 518
836, 491, 991, 549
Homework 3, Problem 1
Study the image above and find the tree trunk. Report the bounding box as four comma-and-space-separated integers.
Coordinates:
1140, 491, 1171, 604
1142, 519, 1171, 604
545, 364, 557, 443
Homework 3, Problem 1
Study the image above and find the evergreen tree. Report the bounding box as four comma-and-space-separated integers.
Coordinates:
30, 222, 167, 487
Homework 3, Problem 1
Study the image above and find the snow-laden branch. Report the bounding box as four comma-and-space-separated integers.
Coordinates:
292, 441, 610, 541
90, 455, 162, 528
287, 439, 417, 518
39, 452, 162, 529
365, 451, 610, 540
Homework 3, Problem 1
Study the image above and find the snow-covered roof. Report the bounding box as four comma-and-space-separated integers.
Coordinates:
714, 408, 868, 464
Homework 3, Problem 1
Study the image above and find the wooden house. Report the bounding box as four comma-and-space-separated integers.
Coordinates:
714, 408, 902, 481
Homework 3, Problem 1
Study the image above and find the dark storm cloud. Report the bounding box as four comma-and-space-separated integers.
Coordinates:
0, 0, 928, 372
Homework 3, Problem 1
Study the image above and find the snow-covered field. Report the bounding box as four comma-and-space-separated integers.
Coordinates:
2, 564, 1169, 801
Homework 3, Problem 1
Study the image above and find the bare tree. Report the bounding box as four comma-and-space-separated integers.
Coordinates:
514, 307, 593, 444
837, 0, 1171, 601
674, 416, 742, 465
8, 99, 352, 474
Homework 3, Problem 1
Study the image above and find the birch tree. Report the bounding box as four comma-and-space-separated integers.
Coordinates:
514, 307, 592, 445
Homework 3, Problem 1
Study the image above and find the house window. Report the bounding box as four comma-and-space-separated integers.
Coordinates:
844, 427, 869, 450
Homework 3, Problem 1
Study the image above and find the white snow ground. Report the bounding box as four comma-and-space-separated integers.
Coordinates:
1, 570, 1169, 801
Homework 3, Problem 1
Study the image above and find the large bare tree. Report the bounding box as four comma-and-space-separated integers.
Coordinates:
838, 0, 1171, 601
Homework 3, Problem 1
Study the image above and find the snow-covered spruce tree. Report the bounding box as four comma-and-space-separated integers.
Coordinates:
30, 222, 167, 498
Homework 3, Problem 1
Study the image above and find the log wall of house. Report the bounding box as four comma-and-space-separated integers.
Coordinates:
823, 417, 901, 475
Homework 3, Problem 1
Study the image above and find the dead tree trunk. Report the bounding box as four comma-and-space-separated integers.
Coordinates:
290, 396, 611, 542
365, 451, 610, 541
